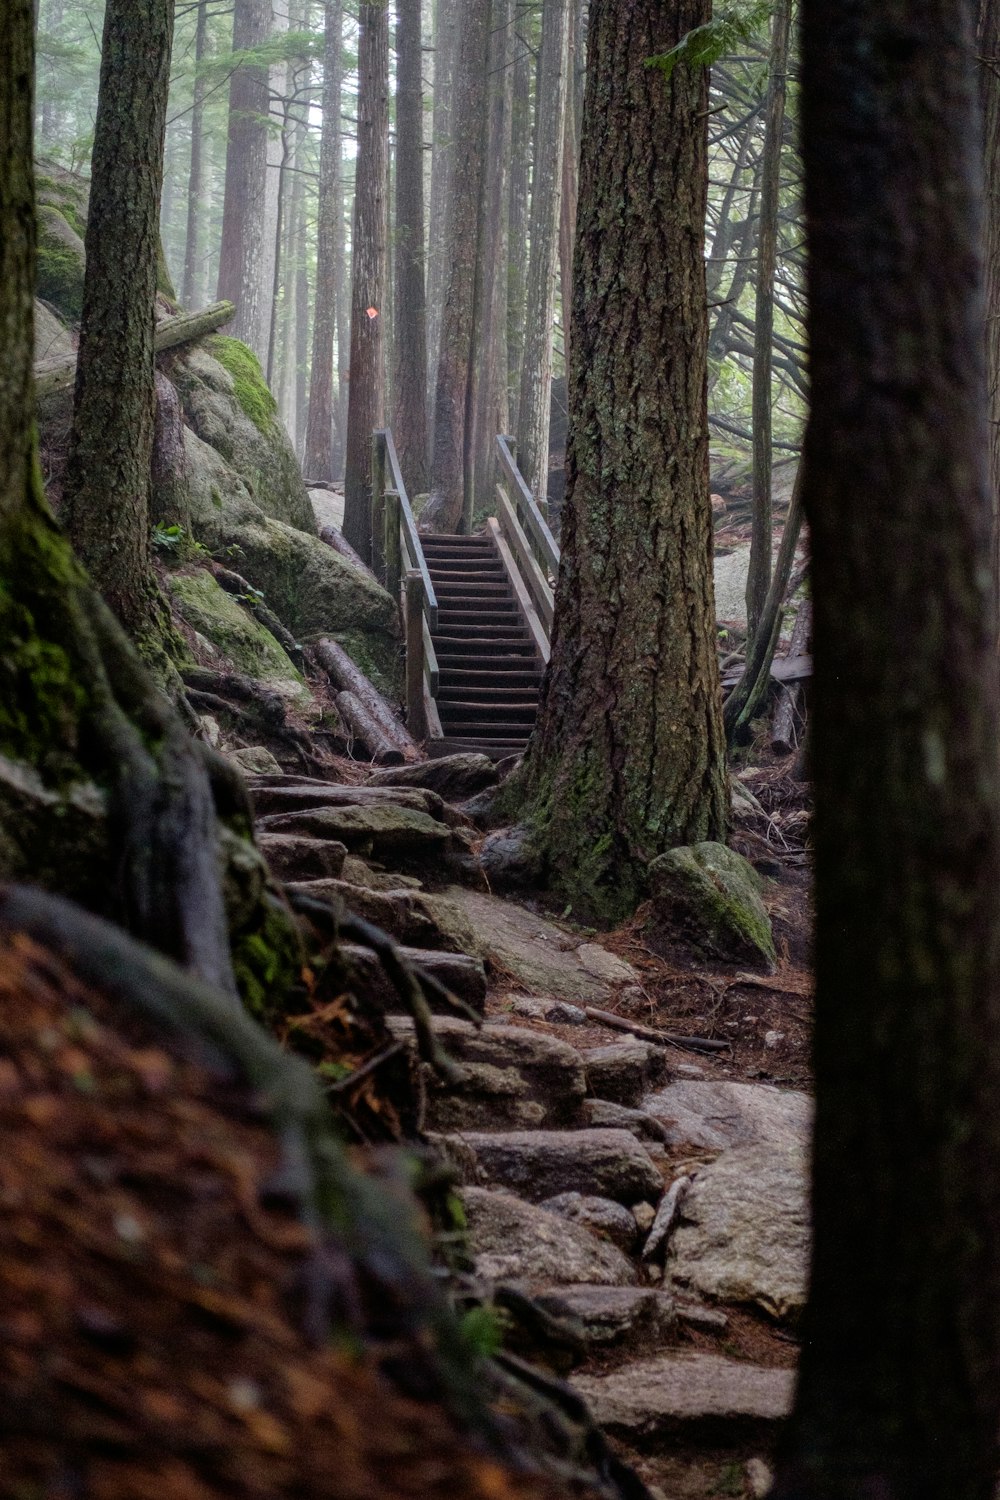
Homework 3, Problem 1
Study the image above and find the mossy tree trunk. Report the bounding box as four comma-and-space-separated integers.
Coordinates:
60, 0, 176, 651
392, 0, 430, 498
303, 0, 344, 485
216, 0, 271, 357
523, 0, 728, 924
770, 3, 1000, 1497
343, 1, 389, 563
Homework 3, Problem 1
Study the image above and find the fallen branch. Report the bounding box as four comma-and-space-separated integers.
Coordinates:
35, 300, 235, 399
583, 1006, 731, 1054
315, 638, 419, 764
643, 1174, 692, 1261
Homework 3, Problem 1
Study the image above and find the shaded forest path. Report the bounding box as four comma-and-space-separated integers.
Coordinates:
424, 532, 543, 758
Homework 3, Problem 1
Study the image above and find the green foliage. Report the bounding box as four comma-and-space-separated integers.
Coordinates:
458, 1305, 506, 1361
205, 336, 278, 434
648, 1, 774, 79
152, 524, 210, 563
36, 232, 84, 321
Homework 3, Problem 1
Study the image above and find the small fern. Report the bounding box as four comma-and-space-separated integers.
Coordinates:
647, 0, 774, 79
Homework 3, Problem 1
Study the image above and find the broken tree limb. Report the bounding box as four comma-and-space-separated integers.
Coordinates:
34, 300, 236, 399
315, 637, 419, 762
319, 525, 380, 583
583, 1006, 731, 1054
771, 597, 812, 755
335, 691, 406, 766
642, 1175, 692, 1261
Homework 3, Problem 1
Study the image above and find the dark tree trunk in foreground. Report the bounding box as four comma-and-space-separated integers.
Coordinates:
303, 0, 343, 483
980, 0, 1000, 607
744, 0, 791, 642
393, 0, 429, 496
62, 0, 176, 648
216, 0, 271, 356
771, 3, 1000, 1497
524, 0, 726, 923
427, 0, 457, 418
343, 1, 389, 562
516, 0, 570, 506
506, 16, 533, 432
424, 0, 489, 531
181, 0, 209, 309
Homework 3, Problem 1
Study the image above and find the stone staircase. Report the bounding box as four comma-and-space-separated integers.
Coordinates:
422, 533, 543, 759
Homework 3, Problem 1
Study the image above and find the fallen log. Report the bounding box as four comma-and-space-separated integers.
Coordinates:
336, 690, 406, 767
583, 1006, 731, 1055
35, 299, 235, 399
315, 637, 419, 762
319, 525, 379, 583
771, 598, 812, 755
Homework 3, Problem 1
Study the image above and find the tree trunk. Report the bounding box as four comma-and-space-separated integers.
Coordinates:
424, 0, 490, 532
61, 0, 176, 649
516, 0, 570, 507
980, 0, 1000, 619
558, 9, 579, 382
468, 0, 513, 527
744, 0, 792, 642
303, 0, 344, 483
393, 0, 429, 496
523, 0, 726, 923
342, 0, 389, 562
771, 2, 1000, 1496
427, 0, 457, 425
181, 0, 210, 309
506, 13, 533, 432
215, 0, 271, 358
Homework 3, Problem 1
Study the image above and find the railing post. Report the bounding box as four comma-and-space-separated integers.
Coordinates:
404, 570, 428, 741
384, 489, 402, 606
371, 430, 388, 583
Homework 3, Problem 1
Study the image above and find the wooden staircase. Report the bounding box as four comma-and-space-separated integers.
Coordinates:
422, 532, 543, 759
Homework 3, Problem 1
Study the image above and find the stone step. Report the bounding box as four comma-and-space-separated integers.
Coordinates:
443, 1128, 665, 1207
258, 832, 348, 882
341, 943, 487, 1019
532, 1285, 677, 1358
572, 1352, 794, 1447
256, 802, 453, 856
458, 1186, 638, 1288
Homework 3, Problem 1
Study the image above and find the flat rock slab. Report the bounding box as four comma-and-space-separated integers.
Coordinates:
643, 1080, 812, 1152
367, 754, 498, 800
535, 1286, 676, 1353
573, 1352, 794, 1443
461, 1186, 637, 1286
258, 803, 452, 855
287, 881, 478, 955
258, 834, 348, 882
342, 944, 487, 1018
584, 1040, 667, 1107
539, 1192, 639, 1254
454, 1128, 664, 1206
386, 1017, 586, 1129
667, 1144, 809, 1320
440, 887, 637, 1003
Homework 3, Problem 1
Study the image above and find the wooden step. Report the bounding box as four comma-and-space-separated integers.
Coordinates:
438, 669, 542, 689
438, 702, 538, 724
426, 737, 528, 760
436, 685, 539, 703
435, 641, 539, 660
437, 720, 536, 738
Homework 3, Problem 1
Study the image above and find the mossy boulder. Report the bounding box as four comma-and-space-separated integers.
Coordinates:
166, 568, 313, 713
646, 841, 776, 970
34, 299, 75, 362
171, 342, 315, 534
36, 203, 86, 322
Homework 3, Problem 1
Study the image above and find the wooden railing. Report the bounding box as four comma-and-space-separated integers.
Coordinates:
494, 434, 560, 660
372, 429, 441, 741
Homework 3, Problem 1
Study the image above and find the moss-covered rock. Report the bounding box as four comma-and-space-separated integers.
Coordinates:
171, 343, 315, 534
166, 568, 313, 712
34, 299, 75, 362
36, 203, 86, 322
646, 841, 776, 969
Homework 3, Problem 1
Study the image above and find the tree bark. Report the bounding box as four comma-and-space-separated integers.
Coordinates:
468, 0, 514, 527
427, 0, 457, 422
303, 0, 344, 482
744, 0, 792, 642
980, 0, 1000, 621
558, 9, 579, 382
342, 1, 389, 562
771, 2, 1000, 1496
506, 12, 533, 432
424, 0, 490, 532
61, 0, 176, 648
215, 0, 271, 358
181, 0, 209, 309
393, 0, 430, 496
516, 0, 570, 506
523, 0, 726, 923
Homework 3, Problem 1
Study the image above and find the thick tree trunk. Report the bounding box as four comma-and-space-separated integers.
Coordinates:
303, 0, 344, 483
980, 0, 1000, 614
342, 1, 389, 562
468, 0, 513, 528
558, 11, 579, 382
181, 0, 209, 308
744, 0, 791, 642
506, 15, 533, 432
393, 0, 429, 496
771, 3, 1000, 1497
427, 0, 457, 424
61, 0, 176, 648
215, 0, 271, 358
516, 0, 570, 506
424, 0, 490, 532
524, 0, 726, 923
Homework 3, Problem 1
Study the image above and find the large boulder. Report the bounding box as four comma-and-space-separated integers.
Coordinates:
573, 1352, 794, 1443
647, 841, 776, 968
35, 299, 75, 362
665, 1144, 810, 1320
642, 1080, 813, 1153
460, 1187, 637, 1287
36, 200, 86, 323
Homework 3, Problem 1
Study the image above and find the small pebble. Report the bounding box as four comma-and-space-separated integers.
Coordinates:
764, 1029, 785, 1049
674, 1062, 704, 1079
746, 1458, 775, 1498
632, 1201, 657, 1233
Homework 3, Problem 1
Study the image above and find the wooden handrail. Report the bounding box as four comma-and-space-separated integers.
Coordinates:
496, 434, 560, 577
385, 430, 438, 629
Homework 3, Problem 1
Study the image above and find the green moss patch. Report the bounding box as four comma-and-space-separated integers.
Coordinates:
647, 841, 776, 969
205, 336, 278, 434
36, 204, 86, 322
167, 568, 308, 699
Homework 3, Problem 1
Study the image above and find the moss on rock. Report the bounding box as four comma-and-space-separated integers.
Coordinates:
167, 568, 313, 710
205, 336, 278, 433
646, 841, 776, 969
36, 203, 86, 322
